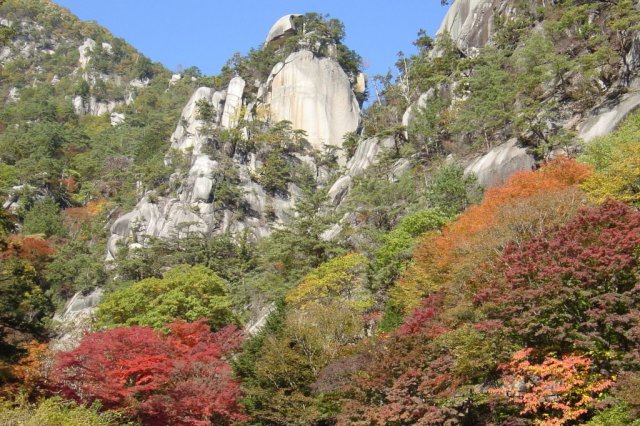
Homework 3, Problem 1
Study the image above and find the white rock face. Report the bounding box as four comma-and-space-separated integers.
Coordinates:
464, 138, 535, 187
578, 79, 640, 141
73, 95, 122, 116
355, 72, 367, 94
221, 76, 246, 129
169, 87, 226, 154
51, 288, 103, 351
435, 0, 499, 55
265, 50, 360, 154
106, 80, 307, 260
7, 87, 19, 102
101, 42, 113, 55
110, 112, 125, 126
265, 14, 300, 44
78, 38, 96, 68
402, 89, 433, 131
328, 136, 396, 204
170, 73, 182, 85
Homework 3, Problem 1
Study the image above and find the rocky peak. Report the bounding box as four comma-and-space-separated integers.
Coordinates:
105, 14, 366, 260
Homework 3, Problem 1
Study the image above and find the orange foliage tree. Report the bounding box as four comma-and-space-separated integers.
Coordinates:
63, 199, 106, 232
1, 340, 51, 397
492, 348, 613, 425
1, 235, 55, 265
391, 158, 592, 312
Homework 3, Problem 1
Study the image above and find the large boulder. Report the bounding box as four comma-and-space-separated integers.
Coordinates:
265, 14, 301, 44
464, 139, 535, 187
264, 50, 360, 154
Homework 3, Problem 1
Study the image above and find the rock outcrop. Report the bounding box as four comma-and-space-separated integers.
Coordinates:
328, 136, 396, 205
106, 16, 362, 260
51, 288, 103, 351
221, 76, 246, 129
72, 95, 123, 116
578, 78, 640, 141
464, 139, 535, 187
435, 0, 501, 56
263, 50, 360, 154
107, 75, 306, 260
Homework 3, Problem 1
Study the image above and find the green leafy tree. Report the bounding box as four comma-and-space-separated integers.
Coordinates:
425, 164, 481, 215
96, 264, 235, 330
371, 208, 449, 290
0, 258, 53, 357
22, 198, 66, 238
451, 48, 516, 148
244, 301, 363, 425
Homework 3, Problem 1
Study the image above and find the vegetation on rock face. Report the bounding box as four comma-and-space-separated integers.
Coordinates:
227, 12, 363, 91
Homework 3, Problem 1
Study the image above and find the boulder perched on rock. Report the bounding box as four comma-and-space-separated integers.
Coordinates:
265, 14, 301, 44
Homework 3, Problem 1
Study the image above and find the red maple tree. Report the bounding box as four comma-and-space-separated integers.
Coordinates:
52, 319, 248, 425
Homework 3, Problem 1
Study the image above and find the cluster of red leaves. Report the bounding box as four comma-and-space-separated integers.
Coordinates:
397, 295, 447, 337
492, 348, 613, 426
335, 295, 462, 425
1, 235, 55, 265
335, 169, 640, 425
336, 332, 460, 425
478, 200, 640, 361
52, 319, 248, 425
64, 199, 106, 231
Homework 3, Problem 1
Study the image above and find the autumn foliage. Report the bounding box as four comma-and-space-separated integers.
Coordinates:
52, 319, 247, 425
336, 191, 638, 425
392, 158, 592, 312
1, 235, 55, 267
479, 200, 640, 360
492, 349, 613, 425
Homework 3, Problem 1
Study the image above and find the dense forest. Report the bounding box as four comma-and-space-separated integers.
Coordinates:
1, 0, 640, 424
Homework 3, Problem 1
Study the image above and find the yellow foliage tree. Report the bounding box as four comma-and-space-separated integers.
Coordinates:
581, 142, 640, 206
285, 253, 372, 312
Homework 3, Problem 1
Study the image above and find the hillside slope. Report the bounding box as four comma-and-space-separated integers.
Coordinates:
2, 0, 640, 424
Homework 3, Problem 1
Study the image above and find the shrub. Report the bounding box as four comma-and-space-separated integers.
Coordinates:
479, 200, 640, 362
22, 198, 66, 238
286, 253, 371, 312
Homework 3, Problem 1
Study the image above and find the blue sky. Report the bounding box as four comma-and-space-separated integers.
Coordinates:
55, 1, 450, 79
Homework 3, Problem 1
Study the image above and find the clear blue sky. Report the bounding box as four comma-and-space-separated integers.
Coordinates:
55, 1, 450, 79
